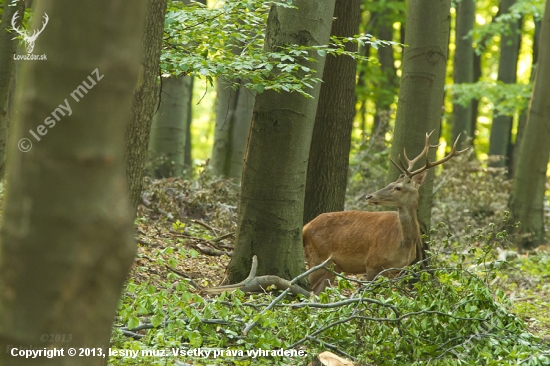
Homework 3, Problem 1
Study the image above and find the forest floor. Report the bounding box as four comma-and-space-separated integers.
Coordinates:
131, 172, 550, 343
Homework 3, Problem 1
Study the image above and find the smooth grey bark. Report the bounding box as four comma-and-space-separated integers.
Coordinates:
0, 1, 146, 365
387, 0, 451, 236
184, 78, 193, 173
514, 19, 540, 171
125, 0, 167, 212
303, 0, 360, 225
225, 0, 336, 286
471, 38, 482, 143
373, 12, 398, 135
508, 5, 550, 249
228, 87, 254, 180
452, 0, 475, 146
0, 0, 24, 178
211, 79, 237, 175
356, 39, 371, 139
488, 0, 521, 168
148, 75, 192, 177
211, 81, 254, 182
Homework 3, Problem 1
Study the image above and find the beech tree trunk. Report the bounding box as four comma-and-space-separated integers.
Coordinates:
211, 80, 238, 176
373, 10, 398, 135
514, 20, 540, 171
229, 88, 255, 180
0, 1, 146, 365
225, 0, 336, 286
387, 0, 451, 235
125, 0, 168, 212
303, 0, 360, 224
148, 75, 193, 177
452, 0, 475, 146
508, 4, 550, 250
0, 0, 24, 178
211, 81, 254, 182
488, 0, 521, 169
184, 80, 193, 173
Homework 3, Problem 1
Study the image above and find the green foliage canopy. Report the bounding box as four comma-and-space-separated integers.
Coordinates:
162, 0, 394, 97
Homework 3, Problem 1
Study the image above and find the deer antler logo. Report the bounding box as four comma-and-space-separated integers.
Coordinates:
11, 11, 49, 54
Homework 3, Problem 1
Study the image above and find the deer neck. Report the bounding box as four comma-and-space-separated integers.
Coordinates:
396, 205, 422, 252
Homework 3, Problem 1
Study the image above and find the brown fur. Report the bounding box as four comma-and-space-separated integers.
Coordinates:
303, 173, 426, 295
304, 133, 466, 294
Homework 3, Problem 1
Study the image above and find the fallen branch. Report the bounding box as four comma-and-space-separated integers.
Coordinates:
191, 219, 219, 237
196, 243, 232, 256
211, 232, 235, 242
206, 256, 310, 298
165, 265, 202, 289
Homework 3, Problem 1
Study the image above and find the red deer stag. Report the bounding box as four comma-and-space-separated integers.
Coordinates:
303, 131, 467, 294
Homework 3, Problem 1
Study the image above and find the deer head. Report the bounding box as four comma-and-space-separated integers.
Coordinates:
365, 130, 467, 208
11, 11, 49, 54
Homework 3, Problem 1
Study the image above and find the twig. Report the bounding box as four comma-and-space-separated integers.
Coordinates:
211, 232, 235, 242
165, 265, 202, 289
191, 219, 219, 237
196, 244, 232, 257
136, 238, 155, 246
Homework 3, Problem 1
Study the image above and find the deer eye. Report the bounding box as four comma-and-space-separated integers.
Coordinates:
395, 186, 401, 191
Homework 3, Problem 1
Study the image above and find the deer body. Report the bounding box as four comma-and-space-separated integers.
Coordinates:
304, 175, 425, 294
303, 131, 466, 294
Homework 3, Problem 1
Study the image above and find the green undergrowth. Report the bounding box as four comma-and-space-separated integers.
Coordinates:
110, 249, 550, 365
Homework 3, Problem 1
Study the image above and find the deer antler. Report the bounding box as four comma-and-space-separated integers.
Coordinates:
390, 131, 468, 178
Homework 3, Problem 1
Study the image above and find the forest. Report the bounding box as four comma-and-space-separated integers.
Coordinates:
0, 0, 549, 365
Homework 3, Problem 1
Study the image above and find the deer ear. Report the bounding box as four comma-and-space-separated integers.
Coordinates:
413, 171, 428, 186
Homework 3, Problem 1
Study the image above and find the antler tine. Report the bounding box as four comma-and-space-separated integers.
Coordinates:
398, 154, 411, 174
390, 156, 406, 175
401, 130, 439, 175
408, 133, 469, 176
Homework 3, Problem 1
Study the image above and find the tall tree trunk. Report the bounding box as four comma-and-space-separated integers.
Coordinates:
228, 88, 254, 181
387, 0, 451, 236
211, 82, 254, 182
356, 42, 372, 140
211, 79, 236, 176
224, 0, 336, 286
148, 75, 192, 177
488, 0, 521, 169
508, 6, 550, 250
303, 0, 360, 224
0, 0, 25, 178
452, 0, 475, 146
125, 0, 167, 212
0, 1, 146, 365
514, 19, 540, 171
373, 18, 398, 136
184, 78, 193, 175
471, 40, 482, 142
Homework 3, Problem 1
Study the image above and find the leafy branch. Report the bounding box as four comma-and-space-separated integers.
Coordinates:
162, 0, 395, 97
